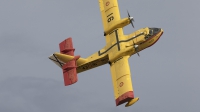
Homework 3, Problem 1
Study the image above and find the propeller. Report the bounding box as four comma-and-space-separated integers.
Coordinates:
127, 10, 134, 28
133, 40, 140, 57
126, 39, 140, 57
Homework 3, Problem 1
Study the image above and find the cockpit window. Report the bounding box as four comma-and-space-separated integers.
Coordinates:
149, 29, 153, 36
145, 29, 153, 40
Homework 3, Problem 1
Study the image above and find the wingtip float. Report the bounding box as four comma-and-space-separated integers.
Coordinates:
125, 97, 139, 107
49, 0, 163, 107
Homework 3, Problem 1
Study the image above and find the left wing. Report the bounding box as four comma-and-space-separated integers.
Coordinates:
110, 56, 139, 106
99, 0, 124, 43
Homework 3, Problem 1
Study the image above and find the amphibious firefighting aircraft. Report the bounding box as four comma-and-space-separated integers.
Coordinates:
49, 0, 163, 107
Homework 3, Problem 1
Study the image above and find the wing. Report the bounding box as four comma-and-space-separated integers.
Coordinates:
99, 0, 124, 43
110, 56, 137, 106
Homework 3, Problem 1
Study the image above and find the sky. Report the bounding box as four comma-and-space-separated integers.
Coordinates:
0, 0, 200, 112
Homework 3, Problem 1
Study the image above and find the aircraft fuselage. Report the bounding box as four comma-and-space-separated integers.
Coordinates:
77, 27, 163, 73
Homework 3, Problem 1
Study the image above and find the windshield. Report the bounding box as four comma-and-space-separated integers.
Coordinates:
149, 29, 153, 36
145, 29, 153, 40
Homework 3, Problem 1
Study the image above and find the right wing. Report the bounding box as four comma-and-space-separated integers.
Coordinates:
110, 56, 138, 106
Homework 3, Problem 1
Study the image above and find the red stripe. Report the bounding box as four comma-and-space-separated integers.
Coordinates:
115, 91, 134, 106
145, 31, 163, 48
140, 31, 163, 52
149, 32, 163, 47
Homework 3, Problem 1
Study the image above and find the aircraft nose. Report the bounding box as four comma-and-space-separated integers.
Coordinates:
150, 28, 161, 35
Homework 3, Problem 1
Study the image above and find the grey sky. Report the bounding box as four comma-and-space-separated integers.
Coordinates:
0, 0, 200, 112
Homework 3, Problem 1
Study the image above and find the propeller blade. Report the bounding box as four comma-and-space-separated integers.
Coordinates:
127, 10, 134, 28
133, 41, 140, 57
137, 52, 140, 57
130, 21, 134, 28
127, 10, 130, 17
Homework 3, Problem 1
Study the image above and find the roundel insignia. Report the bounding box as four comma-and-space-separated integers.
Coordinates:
119, 82, 124, 87
106, 1, 110, 6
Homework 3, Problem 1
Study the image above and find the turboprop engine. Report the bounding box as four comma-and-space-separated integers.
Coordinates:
104, 17, 132, 36
104, 11, 134, 36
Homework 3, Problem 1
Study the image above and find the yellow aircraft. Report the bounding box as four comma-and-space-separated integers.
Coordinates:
49, 0, 163, 107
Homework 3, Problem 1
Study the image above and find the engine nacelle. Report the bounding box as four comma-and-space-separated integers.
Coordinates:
104, 17, 130, 36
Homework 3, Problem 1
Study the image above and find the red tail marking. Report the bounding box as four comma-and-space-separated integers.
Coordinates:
59, 37, 75, 55
59, 37, 79, 86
